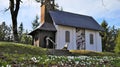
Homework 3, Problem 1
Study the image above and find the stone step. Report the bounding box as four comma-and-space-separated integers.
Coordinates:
47, 49, 73, 56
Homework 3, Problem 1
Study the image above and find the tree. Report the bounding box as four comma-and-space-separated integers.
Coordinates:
18, 22, 24, 42
0, 22, 7, 41
100, 20, 117, 52
21, 30, 32, 44
32, 15, 39, 30
0, 22, 12, 41
100, 20, 109, 51
114, 29, 120, 53
6, 25, 13, 41
9, 0, 22, 42
108, 26, 117, 52
35, 0, 59, 10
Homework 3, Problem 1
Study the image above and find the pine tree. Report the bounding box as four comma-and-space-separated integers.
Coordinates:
0, 22, 6, 41
100, 20, 109, 51
18, 22, 24, 42
114, 29, 120, 53
108, 26, 117, 52
100, 20, 118, 52
0, 22, 12, 41
32, 15, 39, 30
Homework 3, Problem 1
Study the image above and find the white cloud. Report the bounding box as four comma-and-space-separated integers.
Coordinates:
57, 0, 120, 16
17, 0, 40, 30
17, 4, 40, 30
0, 0, 40, 30
56, 0, 120, 28
0, 0, 120, 30
0, 0, 9, 7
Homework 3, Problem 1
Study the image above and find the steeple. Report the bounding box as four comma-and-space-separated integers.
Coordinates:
41, 0, 55, 23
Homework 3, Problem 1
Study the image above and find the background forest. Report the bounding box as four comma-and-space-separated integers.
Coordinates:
0, 18, 120, 53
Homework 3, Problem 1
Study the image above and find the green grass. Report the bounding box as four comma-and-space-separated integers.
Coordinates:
69, 50, 118, 56
0, 42, 47, 56
0, 41, 118, 56
0, 42, 48, 66
0, 42, 120, 66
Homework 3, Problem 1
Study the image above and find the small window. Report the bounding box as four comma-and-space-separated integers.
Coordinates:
65, 31, 70, 42
90, 34, 94, 44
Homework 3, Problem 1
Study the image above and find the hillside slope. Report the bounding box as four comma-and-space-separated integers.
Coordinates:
0, 42, 46, 55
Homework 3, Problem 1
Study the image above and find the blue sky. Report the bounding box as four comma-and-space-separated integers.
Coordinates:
0, 0, 120, 32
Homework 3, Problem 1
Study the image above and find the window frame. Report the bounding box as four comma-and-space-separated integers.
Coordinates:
65, 31, 70, 43
90, 34, 94, 44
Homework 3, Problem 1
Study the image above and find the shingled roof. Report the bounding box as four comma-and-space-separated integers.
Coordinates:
49, 10, 103, 31
29, 22, 56, 35
38, 22, 56, 31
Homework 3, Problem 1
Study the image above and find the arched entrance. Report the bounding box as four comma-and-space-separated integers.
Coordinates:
44, 36, 54, 49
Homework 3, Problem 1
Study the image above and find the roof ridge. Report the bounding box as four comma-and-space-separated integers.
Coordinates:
49, 10, 103, 31
49, 10, 92, 18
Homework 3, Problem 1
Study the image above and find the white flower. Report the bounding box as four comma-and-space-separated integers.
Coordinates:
31, 57, 39, 63
6, 65, 11, 67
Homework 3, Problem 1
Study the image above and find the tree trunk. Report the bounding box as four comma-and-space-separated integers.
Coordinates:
9, 0, 21, 42
12, 16, 18, 42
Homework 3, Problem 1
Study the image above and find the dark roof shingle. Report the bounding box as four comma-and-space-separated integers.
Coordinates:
29, 22, 56, 35
49, 10, 103, 31
38, 22, 57, 31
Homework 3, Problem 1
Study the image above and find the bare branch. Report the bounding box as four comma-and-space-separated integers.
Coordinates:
20, 0, 23, 3
102, 0, 105, 7
36, 0, 41, 2
4, 7, 10, 12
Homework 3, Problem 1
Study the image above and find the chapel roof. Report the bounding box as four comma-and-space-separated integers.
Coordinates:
29, 22, 56, 35
49, 10, 103, 31
29, 10, 103, 35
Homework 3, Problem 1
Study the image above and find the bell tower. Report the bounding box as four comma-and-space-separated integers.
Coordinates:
29, 0, 56, 49
41, 0, 55, 24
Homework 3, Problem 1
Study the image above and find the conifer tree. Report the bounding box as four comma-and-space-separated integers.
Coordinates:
114, 29, 120, 53
18, 22, 24, 42
101, 20, 117, 52
32, 15, 39, 30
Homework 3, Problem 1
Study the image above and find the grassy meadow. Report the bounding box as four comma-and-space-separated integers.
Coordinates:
0, 42, 120, 67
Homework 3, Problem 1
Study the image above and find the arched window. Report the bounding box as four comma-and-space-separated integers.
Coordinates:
90, 34, 94, 44
65, 31, 70, 42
